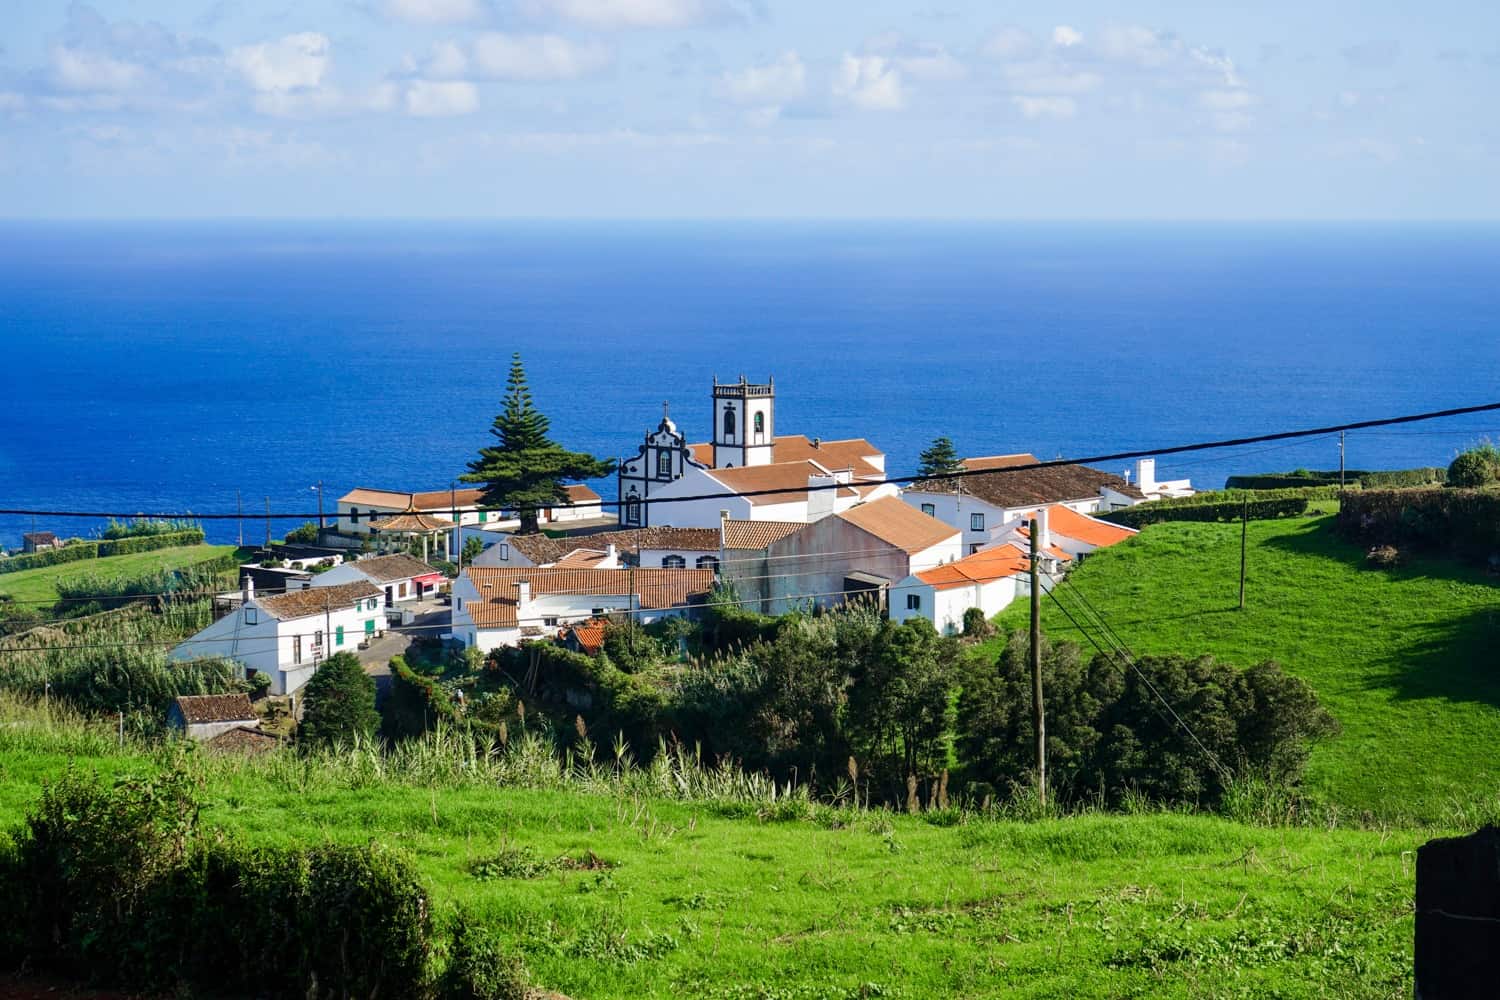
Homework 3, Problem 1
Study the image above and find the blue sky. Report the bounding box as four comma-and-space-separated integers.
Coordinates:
1, 1, 1496, 218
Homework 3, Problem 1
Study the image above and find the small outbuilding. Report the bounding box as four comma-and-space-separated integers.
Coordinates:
21, 531, 59, 553
168, 693, 262, 741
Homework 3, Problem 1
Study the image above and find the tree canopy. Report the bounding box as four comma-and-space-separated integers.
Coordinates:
917, 437, 963, 479
299, 652, 379, 748
459, 354, 616, 533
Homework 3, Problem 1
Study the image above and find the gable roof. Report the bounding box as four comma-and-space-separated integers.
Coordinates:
705, 461, 860, 506
906, 456, 1142, 509
722, 519, 803, 550
915, 544, 1031, 591
553, 548, 612, 568
22, 531, 58, 544
561, 618, 608, 655
368, 511, 456, 532
255, 581, 382, 621
835, 497, 959, 555
461, 566, 715, 629
1021, 504, 1138, 548
205, 726, 280, 754
343, 553, 440, 583
173, 693, 257, 724
689, 436, 885, 479
507, 527, 719, 566
341, 485, 597, 511
562, 484, 601, 503
961, 453, 1039, 472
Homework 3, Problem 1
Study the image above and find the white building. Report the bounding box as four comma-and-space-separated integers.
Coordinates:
902, 455, 1191, 555
450, 566, 714, 653
169, 580, 385, 696
167, 694, 262, 742
303, 553, 446, 604
985, 504, 1139, 562
337, 484, 605, 536
469, 526, 722, 571
617, 376, 890, 529
889, 544, 1038, 636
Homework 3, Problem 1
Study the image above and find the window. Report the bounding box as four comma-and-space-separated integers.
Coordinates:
657, 449, 672, 478
722, 405, 736, 438
314, 630, 323, 652
336, 625, 344, 647
906, 594, 921, 610
456, 597, 463, 611
292, 635, 302, 665
479, 510, 487, 523
663, 555, 686, 569
367, 597, 377, 611
498, 542, 510, 560
695, 555, 719, 570
591, 607, 605, 616
753, 411, 764, 435
245, 607, 258, 625
543, 616, 559, 627
626, 499, 641, 525
399, 582, 408, 598
349, 507, 359, 524
970, 544, 983, 555
920, 503, 936, 517
970, 513, 985, 532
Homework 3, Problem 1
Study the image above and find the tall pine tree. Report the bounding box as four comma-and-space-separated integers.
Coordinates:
461, 354, 615, 534
917, 436, 963, 479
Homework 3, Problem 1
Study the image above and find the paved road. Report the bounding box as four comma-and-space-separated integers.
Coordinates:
356, 601, 452, 699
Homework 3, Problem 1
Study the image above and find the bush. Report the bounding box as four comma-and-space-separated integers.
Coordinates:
384, 654, 459, 741
103, 517, 200, 540
284, 521, 321, 545
961, 607, 993, 639
1336, 488, 1500, 564
442, 916, 529, 1000
1365, 545, 1400, 569
1224, 468, 1444, 490
0, 530, 207, 576
1100, 494, 1309, 529
299, 652, 379, 748
1447, 444, 1500, 488
0, 764, 436, 997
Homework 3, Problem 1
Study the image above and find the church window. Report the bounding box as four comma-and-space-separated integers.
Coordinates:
723, 405, 736, 438
626, 497, 641, 525
753, 412, 764, 435
663, 555, 686, 569
696, 555, 719, 570
657, 449, 672, 478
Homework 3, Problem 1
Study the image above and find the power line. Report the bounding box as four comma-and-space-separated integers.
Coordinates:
3, 399, 1498, 521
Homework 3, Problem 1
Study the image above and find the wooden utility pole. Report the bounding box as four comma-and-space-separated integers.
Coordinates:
264, 496, 272, 549
236, 491, 244, 548
1029, 518, 1046, 808
1339, 431, 1346, 492
1238, 498, 1249, 611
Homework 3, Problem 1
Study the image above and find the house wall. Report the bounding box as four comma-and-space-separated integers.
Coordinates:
544, 499, 603, 523
888, 575, 1022, 635
270, 600, 383, 695
183, 719, 259, 742
309, 563, 435, 603
902, 491, 1102, 554
640, 546, 719, 569
764, 518, 914, 615
637, 468, 758, 528
337, 501, 489, 535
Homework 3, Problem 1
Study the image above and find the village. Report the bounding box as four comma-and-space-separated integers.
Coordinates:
163, 373, 1195, 725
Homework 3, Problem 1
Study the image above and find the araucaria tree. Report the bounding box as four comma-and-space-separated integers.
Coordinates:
461, 354, 616, 534
918, 436, 963, 479
299, 652, 379, 748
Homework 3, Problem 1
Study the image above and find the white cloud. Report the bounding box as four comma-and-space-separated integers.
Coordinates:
251, 83, 398, 118
863, 34, 965, 82
1052, 25, 1084, 48
719, 51, 805, 106
229, 33, 330, 92
1003, 65, 1100, 95
1199, 89, 1254, 111
50, 47, 145, 93
982, 26, 1037, 60
1012, 95, 1076, 119
1096, 24, 1175, 67
833, 54, 904, 111
424, 40, 470, 78
406, 79, 480, 116
522, 0, 741, 30
385, 0, 484, 23
468, 33, 612, 80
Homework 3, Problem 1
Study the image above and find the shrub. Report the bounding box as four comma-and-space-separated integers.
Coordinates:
961, 607, 993, 639
1447, 444, 1500, 488
442, 915, 529, 1000
1366, 545, 1401, 569
299, 652, 379, 748
284, 521, 321, 545
1336, 488, 1500, 564
384, 654, 458, 741
1100, 494, 1309, 529
103, 517, 200, 540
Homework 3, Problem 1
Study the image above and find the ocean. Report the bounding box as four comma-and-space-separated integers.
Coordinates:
2, 221, 1498, 548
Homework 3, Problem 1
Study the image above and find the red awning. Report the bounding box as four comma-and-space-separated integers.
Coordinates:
413, 573, 444, 585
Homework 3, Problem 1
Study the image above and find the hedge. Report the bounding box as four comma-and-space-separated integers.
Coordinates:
0, 530, 206, 575
1098, 490, 1314, 529
384, 654, 460, 740
1335, 488, 1500, 563
1224, 467, 1445, 490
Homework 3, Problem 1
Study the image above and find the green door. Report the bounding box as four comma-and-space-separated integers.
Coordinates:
365, 619, 375, 638
336, 625, 344, 647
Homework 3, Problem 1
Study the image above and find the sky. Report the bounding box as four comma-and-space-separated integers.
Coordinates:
0, 1, 1497, 219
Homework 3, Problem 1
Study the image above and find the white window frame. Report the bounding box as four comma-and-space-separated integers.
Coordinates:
906, 594, 921, 610
970, 513, 985, 532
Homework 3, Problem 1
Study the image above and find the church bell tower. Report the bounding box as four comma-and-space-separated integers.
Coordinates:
711, 374, 775, 468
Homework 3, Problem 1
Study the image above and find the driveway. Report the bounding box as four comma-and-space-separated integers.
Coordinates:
357, 600, 452, 699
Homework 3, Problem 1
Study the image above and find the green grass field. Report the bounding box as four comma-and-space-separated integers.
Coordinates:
0, 544, 239, 606
993, 515, 1500, 823
0, 722, 1422, 1000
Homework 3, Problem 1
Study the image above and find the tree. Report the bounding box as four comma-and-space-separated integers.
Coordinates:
284, 522, 319, 545
299, 652, 379, 748
917, 437, 963, 479
1447, 443, 1500, 488
460, 354, 616, 534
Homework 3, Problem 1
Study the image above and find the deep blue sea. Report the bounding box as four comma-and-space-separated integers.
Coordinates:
2, 221, 1498, 548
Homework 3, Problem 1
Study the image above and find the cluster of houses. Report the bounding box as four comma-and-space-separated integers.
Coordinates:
172, 375, 1192, 698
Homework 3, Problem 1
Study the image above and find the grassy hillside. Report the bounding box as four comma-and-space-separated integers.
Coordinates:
0, 713, 1421, 1000
993, 515, 1500, 822
0, 544, 239, 606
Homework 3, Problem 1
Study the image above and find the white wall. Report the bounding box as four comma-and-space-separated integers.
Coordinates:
639, 547, 718, 569
888, 574, 1022, 636
638, 468, 757, 528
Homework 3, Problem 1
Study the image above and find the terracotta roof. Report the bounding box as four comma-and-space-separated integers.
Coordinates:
255, 580, 382, 621
706, 461, 860, 506
835, 497, 959, 555
562, 618, 608, 655
722, 519, 803, 550
461, 567, 714, 629
22, 531, 57, 544
1020, 504, 1138, 549
689, 436, 885, 479
906, 457, 1140, 509
205, 726, 281, 755
340, 487, 485, 511
508, 527, 719, 566
962, 453, 1039, 472
1012, 527, 1074, 563
916, 544, 1031, 591
368, 511, 456, 532
554, 548, 612, 568
173, 693, 257, 724
562, 484, 601, 503
341, 553, 441, 583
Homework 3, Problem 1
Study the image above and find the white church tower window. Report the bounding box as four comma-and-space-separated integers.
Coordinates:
711, 374, 775, 468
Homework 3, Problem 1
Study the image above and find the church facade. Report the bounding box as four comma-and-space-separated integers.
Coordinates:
616, 403, 708, 529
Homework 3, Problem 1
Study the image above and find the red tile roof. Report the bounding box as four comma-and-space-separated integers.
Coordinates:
721, 519, 803, 550
1020, 504, 1138, 548
835, 497, 959, 555
706, 461, 860, 506
461, 567, 714, 629
173, 693, 258, 724
915, 544, 1031, 591
907, 456, 1142, 508
256, 581, 382, 621
562, 618, 608, 655
689, 436, 885, 479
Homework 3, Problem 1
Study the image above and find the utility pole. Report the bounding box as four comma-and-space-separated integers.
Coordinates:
1339, 431, 1346, 493
264, 496, 271, 549
236, 491, 244, 548
1238, 498, 1249, 611
1029, 518, 1046, 808
313, 481, 326, 530
451, 482, 459, 571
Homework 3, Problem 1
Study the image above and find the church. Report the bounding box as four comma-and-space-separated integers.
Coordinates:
616, 376, 895, 530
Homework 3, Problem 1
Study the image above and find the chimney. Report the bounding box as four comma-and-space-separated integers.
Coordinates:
1036, 507, 1053, 551
516, 580, 531, 609
605, 543, 618, 564
812, 437, 821, 449
1135, 458, 1157, 494
242, 575, 254, 602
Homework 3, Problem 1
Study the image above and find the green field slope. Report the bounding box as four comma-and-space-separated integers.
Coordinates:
995, 515, 1500, 822
0, 544, 239, 606
0, 727, 1420, 1000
